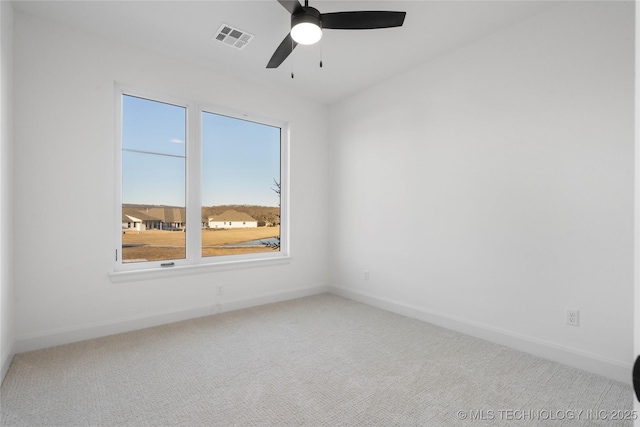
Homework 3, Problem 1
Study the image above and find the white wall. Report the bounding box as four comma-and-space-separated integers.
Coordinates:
1, 0, 15, 382
12, 11, 329, 350
329, 1, 635, 383
0, 2, 15, 381
635, 2, 640, 419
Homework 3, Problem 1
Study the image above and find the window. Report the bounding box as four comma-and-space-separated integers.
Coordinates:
115, 87, 288, 273
121, 95, 187, 263
201, 110, 282, 258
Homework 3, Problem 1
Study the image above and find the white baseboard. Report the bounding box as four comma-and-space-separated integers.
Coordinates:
329, 285, 633, 385
1, 338, 15, 385
216, 284, 330, 314
14, 284, 329, 355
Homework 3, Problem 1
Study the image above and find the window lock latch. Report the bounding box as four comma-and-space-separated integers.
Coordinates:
160, 262, 175, 268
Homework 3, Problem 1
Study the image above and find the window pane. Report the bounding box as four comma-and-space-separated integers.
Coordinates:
201, 111, 281, 258
122, 95, 186, 157
121, 96, 186, 264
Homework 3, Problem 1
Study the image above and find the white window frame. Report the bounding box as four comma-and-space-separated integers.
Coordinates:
112, 84, 290, 281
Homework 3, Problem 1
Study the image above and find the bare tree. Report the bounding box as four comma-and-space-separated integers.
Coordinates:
262, 179, 281, 250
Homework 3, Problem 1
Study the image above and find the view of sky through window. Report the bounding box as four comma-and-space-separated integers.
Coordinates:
122, 95, 281, 208
202, 111, 281, 207
122, 95, 186, 207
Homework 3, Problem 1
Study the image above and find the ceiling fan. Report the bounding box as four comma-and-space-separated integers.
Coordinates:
266, 0, 406, 69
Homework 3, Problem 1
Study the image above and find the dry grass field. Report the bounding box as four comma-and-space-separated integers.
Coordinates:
122, 227, 280, 262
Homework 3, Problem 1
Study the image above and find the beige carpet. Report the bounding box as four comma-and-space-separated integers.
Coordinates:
0, 293, 634, 426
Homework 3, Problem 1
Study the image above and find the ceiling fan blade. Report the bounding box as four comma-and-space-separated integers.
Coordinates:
277, 0, 303, 15
267, 33, 298, 68
321, 11, 406, 30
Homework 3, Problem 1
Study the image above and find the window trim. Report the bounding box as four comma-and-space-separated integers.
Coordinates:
112, 84, 290, 279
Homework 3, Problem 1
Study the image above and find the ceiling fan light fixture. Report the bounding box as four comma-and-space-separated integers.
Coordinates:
291, 22, 322, 44
290, 7, 322, 45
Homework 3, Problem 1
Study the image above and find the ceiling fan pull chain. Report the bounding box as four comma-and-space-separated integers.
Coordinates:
291, 36, 295, 78
320, 38, 323, 68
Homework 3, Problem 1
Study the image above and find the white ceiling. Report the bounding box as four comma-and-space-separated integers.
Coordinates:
12, 0, 557, 105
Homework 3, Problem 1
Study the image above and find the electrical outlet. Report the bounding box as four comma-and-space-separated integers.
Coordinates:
364, 270, 370, 280
566, 308, 579, 326
217, 285, 223, 296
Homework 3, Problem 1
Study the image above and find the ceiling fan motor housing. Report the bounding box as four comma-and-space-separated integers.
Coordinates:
291, 7, 322, 31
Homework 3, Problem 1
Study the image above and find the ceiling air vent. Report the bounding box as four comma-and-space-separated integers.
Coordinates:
214, 23, 254, 50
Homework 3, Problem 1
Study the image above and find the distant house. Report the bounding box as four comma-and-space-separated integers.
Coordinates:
122, 206, 186, 231
143, 207, 186, 230
122, 212, 142, 231
122, 208, 161, 231
208, 210, 258, 229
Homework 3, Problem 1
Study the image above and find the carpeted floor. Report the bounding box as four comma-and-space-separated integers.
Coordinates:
0, 293, 634, 426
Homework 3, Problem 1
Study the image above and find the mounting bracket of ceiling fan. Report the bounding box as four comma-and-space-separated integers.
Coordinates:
266, 0, 406, 69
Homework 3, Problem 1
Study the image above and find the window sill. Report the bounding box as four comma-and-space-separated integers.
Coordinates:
109, 255, 291, 283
